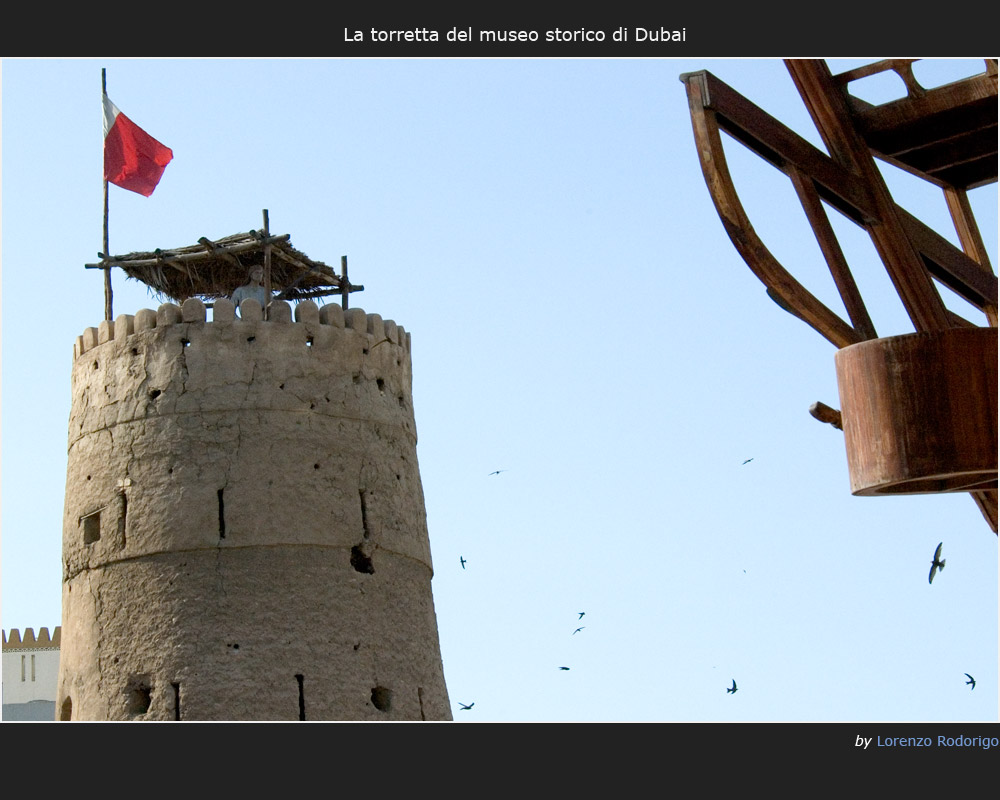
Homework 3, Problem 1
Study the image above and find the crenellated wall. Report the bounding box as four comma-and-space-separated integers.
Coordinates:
58, 298, 451, 721
3, 628, 61, 715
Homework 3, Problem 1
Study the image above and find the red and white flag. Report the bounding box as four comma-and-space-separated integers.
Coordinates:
103, 94, 173, 197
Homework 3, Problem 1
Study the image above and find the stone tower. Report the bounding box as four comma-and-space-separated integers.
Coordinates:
57, 296, 451, 720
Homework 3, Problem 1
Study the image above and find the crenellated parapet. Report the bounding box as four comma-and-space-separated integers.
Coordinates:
74, 298, 410, 360
69, 299, 415, 448
3, 627, 62, 650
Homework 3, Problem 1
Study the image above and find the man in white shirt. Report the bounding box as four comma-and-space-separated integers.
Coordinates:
231, 266, 270, 316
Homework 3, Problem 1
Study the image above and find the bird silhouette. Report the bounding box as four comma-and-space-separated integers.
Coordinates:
572, 627, 585, 635
488, 470, 507, 476
578, 612, 585, 619
559, 666, 570, 671
460, 556, 466, 569
727, 680, 738, 694
742, 458, 753, 465
965, 673, 976, 690
928, 542, 946, 584
459, 702, 474, 710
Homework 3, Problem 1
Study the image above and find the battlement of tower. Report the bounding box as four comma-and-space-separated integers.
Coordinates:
3, 627, 62, 650
74, 297, 410, 361
69, 297, 416, 443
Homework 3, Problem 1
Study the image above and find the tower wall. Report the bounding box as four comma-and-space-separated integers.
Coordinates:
58, 297, 451, 720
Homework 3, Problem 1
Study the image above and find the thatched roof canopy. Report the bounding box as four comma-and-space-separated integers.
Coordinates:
87, 230, 362, 304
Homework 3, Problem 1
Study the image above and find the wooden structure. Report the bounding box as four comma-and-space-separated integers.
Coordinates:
86, 210, 363, 313
680, 59, 997, 532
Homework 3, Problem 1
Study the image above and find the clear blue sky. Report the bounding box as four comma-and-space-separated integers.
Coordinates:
2, 57, 996, 722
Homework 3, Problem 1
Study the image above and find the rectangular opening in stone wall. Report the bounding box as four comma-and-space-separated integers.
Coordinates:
218, 488, 226, 538
172, 682, 181, 721
118, 491, 128, 548
296, 674, 305, 720
126, 675, 152, 716
81, 510, 101, 545
359, 490, 370, 540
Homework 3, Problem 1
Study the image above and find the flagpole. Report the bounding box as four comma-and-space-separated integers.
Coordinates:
102, 68, 113, 321
263, 209, 272, 320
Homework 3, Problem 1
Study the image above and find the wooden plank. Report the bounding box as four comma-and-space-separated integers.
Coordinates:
681, 71, 863, 349
787, 167, 878, 340
88, 235, 293, 268
198, 236, 245, 268
943, 186, 998, 326
972, 490, 999, 532
786, 59, 954, 335
684, 70, 879, 225
895, 205, 998, 311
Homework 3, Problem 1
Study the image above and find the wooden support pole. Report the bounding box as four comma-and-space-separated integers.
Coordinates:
341, 256, 350, 310
102, 68, 113, 322
809, 401, 843, 430
943, 186, 997, 327
262, 209, 271, 319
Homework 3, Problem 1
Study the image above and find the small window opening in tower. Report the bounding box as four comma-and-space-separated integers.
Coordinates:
118, 491, 128, 548
371, 686, 392, 713
296, 674, 306, 720
218, 488, 226, 538
126, 676, 152, 716
60, 697, 72, 721
376, 378, 385, 393
81, 510, 101, 545
172, 682, 181, 721
359, 490, 371, 540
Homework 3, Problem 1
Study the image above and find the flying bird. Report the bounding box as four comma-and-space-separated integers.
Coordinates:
573, 627, 585, 635
459, 702, 474, 710
488, 470, 507, 476
727, 680, 738, 694
460, 556, 466, 569
965, 674, 976, 690
742, 458, 754, 465
578, 612, 585, 619
559, 666, 570, 671
928, 542, 946, 584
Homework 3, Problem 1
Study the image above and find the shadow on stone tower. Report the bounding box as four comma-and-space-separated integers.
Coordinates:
57, 220, 451, 720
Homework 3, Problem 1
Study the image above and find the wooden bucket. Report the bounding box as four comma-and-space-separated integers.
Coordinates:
834, 327, 997, 495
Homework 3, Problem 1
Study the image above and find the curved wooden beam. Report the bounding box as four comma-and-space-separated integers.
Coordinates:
681, 71, 864, 349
